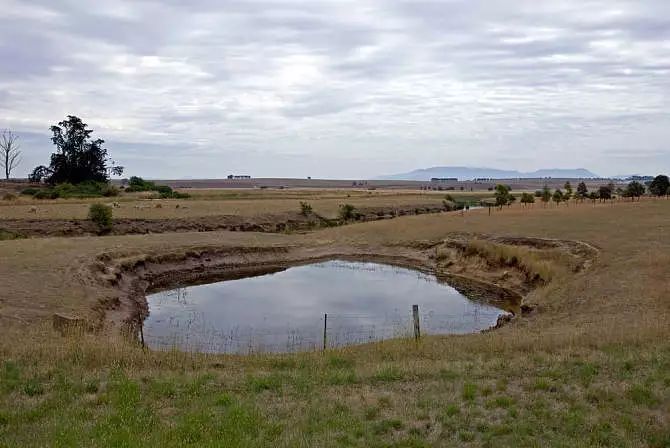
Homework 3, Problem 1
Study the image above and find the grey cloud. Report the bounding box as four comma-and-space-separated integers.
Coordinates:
1, 0, 669, 178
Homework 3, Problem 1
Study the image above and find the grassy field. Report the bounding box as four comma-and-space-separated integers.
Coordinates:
0, 189, 490, 220
0, 197, 669, 447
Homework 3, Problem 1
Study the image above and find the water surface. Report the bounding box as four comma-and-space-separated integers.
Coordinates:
144, 260, 509, 353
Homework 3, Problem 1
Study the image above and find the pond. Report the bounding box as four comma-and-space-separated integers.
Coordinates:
143, 260, 512, 354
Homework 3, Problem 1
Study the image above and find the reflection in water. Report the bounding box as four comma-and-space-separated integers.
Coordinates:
143, 260, 510, 354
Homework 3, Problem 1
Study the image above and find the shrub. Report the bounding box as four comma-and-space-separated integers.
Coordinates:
442, 200, 456, 211
155, 185, 172, 195
0, 230, 24, 241
21, 182, 117, 199
127, 176, 157, 192
338, 204, 356, 221
2, 193, 17, 201
127, 176, 188, 199
34, 190, 59, 200
299, 201, 313, 216
53, 183, 76, 197
20, 188, 40, 196
88, 203, 113, 233
157, 190, 190, 199
101, 184, 119, 197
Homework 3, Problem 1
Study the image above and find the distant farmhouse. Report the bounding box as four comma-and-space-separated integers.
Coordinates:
227, 175, 251, 180
430, 177, 458, 182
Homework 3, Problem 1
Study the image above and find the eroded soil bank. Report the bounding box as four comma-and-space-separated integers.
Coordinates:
78, 233, 597, 337
0, 203, 449, 238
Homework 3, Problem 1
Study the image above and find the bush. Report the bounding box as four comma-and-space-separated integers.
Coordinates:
2, 193, 17, 201
127, 176, 188, 199
20, 188, 40, 196
88, 203, 113, 233
299, 201, 313, 216
157, 190, 190, 199
155, 185, 172, 195
0, 230, 24, 241
126, 176, 160, 192
21, 182, 118, 199
34, 190, 59, 200
443, 200, 456, 211
338, 204, 356, 221
101, 184, 119, 197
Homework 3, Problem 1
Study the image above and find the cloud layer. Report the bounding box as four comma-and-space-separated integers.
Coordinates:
2, 0, 669, 178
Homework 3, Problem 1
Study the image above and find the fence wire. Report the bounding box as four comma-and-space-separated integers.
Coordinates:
145, 304, 507, 354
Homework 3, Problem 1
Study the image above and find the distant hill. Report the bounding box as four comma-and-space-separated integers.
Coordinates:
378, 166, 599, 181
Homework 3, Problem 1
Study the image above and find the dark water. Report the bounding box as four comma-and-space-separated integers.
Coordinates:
144, 260, 510, 354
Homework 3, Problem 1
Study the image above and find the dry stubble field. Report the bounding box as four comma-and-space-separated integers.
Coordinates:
0, 188, 485, 220
0, 194, 669, 447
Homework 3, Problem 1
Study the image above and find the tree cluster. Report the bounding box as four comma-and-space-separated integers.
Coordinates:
30, 116, 123, 184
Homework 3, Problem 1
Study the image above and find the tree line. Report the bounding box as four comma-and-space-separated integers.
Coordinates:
491, 176, 669, 209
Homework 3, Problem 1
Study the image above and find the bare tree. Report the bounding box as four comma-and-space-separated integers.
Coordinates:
0, 130, 21, 180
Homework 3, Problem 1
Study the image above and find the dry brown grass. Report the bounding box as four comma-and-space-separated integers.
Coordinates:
0, 196, 669, 446
464, 239, 559, 282
0, 189, 487, 220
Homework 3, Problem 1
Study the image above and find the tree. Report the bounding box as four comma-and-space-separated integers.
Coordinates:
576, 182, 588, 201
0, 129, 21, 180
648, 175, 669, 197
494, 184, 511, 209
520, 192, 535, 206
563, 181, 572, 204
564, 181, 572, 196
552, 189, 563, 206
598, 185, 612, 202
540, 184, 551, 207
34, 115, 123, 184
615, 187, 624, 198
625, 181, 645, 201
29, 165, 50, 183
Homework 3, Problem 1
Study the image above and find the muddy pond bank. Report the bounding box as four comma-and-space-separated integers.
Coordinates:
143, 260, 518, 353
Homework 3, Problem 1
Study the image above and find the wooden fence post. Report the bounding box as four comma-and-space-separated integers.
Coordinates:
139, 323, 146, 349
412, 305, 421, 341
323, 313, 328, 351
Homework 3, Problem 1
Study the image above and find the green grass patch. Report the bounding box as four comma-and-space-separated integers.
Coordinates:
462, 383, 477, 401
245, 373, 284, 393
372, 366, 405, 383
372, 418, 403, 435
327, 355, 355, 369
627, 384, 659, 407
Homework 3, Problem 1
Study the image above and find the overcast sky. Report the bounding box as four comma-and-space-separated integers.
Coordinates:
1, 0, 669, 179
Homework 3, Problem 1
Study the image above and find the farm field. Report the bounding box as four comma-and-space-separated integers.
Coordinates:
0, 189, 489, 220
1, 193, 668, 447
4, 1, 669, 446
